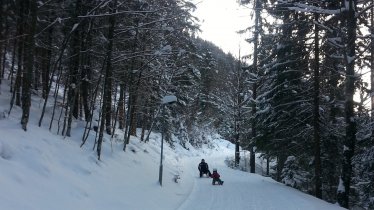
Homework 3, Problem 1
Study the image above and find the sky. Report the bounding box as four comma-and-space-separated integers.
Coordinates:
192, 0, 252, 57
0, 79, 345, 210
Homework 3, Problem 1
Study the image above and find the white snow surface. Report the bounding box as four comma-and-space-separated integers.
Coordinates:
0, 84, 345, 210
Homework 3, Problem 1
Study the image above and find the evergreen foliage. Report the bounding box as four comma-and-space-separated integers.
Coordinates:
0, 0, 373, 208
239, 0, 373, 208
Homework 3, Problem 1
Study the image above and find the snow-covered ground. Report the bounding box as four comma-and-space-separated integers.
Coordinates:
179, 155, 345, 210
0, 83, 345, 210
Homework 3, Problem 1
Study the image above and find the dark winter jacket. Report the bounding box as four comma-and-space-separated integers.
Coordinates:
198, 162, 209, 172
211, 171, 220, 179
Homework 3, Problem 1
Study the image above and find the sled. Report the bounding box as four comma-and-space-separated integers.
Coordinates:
199, 174, 211, 178
212, 181, 224, 185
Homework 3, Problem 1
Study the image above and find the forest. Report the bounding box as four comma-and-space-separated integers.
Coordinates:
0, 0, 373, 209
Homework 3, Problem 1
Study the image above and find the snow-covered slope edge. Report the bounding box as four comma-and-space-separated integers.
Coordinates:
0, 83, 345, 210
0, 116, 194, 210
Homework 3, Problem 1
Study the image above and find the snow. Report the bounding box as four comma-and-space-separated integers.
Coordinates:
338, 177, 345, 193
162, 95, 177, 104
0, 81, 345, 210
278, 1, 346, 15
347, 55, 355, 64
71, 23, 79, 33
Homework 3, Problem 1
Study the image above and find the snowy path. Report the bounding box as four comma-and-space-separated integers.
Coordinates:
177, 155, 345, 210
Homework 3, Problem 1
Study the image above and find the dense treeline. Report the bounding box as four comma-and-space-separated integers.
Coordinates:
0, 0, 238, 156
237, 0, 374, 209
1, 0, 374, 209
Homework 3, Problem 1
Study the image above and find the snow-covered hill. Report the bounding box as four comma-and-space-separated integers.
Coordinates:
0, 84, 345, 210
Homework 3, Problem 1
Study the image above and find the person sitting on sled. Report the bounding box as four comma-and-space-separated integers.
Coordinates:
198, 159, 211, 177
211, 168, 224, 185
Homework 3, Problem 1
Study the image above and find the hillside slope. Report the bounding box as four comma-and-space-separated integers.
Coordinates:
0, 84, 345, 210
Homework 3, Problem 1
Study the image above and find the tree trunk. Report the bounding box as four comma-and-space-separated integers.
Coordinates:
81, 64, 91, 121
39, 34, 70, 127
1, 14, 10, 82
371, 0, 374, 142
337, 0, 357, 208
65, 0, 83, 136
266, 155, 270, 176
129, 63, 145, 137
140, 106, 147, 141
15, 40, 22, 107
235, 123, 240, 167
42, 26, 53, 99
276, 154, 286, 182
15, 0, 25, 107
97, 0, 117, 159
118, 83, 125, 129
129, 96, 137, 136
9, 11, 24, 114
313, 12, 322, 199
20, 0, 37, 131
0, 4, 3, 82
125, 20, 141, 145
250, 0, 261, 174
33, 46, 41, 91
9, 39, 17, 92
104, 7, 116, 135
81, 60, 105, 147
0, 1, 6, 82
80, 28, 92, 122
